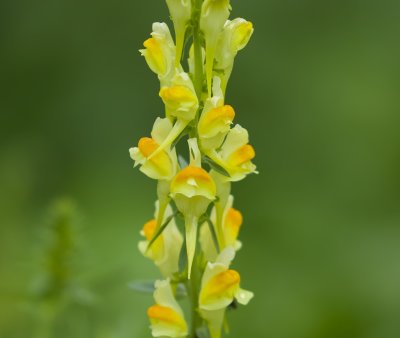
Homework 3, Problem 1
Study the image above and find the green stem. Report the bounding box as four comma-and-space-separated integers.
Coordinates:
187, 2, 205, 337
188, 255, 202, 338
215, 202, 226, 249
192, 0, 203, 99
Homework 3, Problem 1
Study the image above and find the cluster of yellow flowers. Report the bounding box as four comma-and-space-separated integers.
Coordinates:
129, 1, 256, 337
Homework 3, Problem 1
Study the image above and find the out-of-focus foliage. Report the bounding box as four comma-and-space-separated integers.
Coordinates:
0, 0, 399, 337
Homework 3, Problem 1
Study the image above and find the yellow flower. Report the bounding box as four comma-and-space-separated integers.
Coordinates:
165, 0, 192, 67
148, 279, 188, 337
208, 124, 257, 181
199, 248, 251, 310
200, 195, 242, 261
159, 71, 198, 121
170, 139, 216, 278
148, 72, 199, 160
140, 22, 176, 84
129, 117, 178, 181
139, 202, 183, 277
200, 0, 232, 96
198, 105, 234, 138
214, 18, 254, 92
198, 77, 235, 151
199, 248, 253, 338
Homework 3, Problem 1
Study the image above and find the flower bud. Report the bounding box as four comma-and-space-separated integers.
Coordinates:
215, 18, 254, 69
200, 0, 232, 96
165, 0, 192, 66
214, 18, 254, 93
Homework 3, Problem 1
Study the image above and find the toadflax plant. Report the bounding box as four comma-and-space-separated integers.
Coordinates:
129, 1, 257, 337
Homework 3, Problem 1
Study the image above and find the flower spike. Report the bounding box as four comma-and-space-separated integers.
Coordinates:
131, 2, 257, 337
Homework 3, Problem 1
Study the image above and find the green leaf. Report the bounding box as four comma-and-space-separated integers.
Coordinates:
128, 280, 155, 294
190, 146, 195, 160
146, 212, 177, 251
170, 127, 188, 150
228, 299, 238, 310
174, 283, 188, 299
178, 236, 187, 274
178, 155, 189, 169
196, 327, 211, 338
202, 156, 230, 177
129, 280, 187, 299
206, 219, 220, 253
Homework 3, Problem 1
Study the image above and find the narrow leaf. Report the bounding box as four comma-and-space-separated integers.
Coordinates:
129, 280, 187, 299
175, 283, 188, 299
128, 280, 155, 294
170, 127, 188, 150
146, 212, 177, 251
206, 219, 220, 253
178, 154, 189, 169
178, 236, 187, 273
202, 156, 230, 177
196, 327, 211, 338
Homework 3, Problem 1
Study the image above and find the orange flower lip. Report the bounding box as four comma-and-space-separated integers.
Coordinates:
228, 144, 255, 167
173, 166, 213, 184
138, 137, 159, 158
171, 166, 217, 198
200, 269, 241, 304
142, 37, 167, 75
143, 37, 157, 49
136, 136, 174, 179
226, 208, 242, 231
159, 85, 196, 103
212, 269, 240, 290
143, 219, 157, 240
199, 105, 235, 135
147, 305, 185, 328
233, 21, 254, 49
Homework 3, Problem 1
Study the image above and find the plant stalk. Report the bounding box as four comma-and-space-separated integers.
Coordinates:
188, 1, 204, 337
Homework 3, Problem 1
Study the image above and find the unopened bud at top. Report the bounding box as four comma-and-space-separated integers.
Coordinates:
215, 18, 254, 70
166, 0, 192, 66
200, 0, 232, 96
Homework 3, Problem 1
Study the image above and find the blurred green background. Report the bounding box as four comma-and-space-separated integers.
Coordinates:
1, 0, 400, 337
